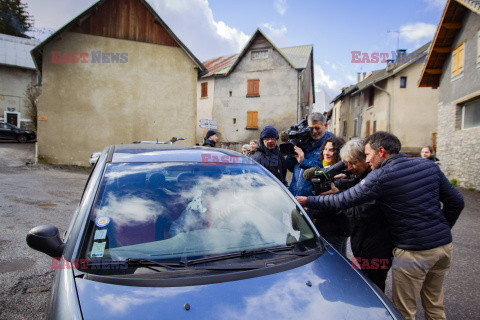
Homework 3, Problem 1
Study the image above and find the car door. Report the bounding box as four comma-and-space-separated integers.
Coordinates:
0, 123, 16, 140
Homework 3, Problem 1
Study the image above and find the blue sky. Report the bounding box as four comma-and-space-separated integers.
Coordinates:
24, 0, 447, 99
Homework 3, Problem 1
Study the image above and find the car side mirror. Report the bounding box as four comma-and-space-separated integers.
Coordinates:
26, 225, 66, 258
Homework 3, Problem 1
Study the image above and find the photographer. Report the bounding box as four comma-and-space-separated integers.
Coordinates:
309, 138, 394, 291
285, 113, 334, 197
305, 137, 351, 256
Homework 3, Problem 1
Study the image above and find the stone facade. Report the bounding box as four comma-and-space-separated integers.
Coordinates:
437, 102, 480, 190
435, 11, 480, 191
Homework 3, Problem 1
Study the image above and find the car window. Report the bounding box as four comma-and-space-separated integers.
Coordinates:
79, 162, 316, 265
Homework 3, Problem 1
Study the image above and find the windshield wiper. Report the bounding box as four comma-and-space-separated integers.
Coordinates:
185, 244, 312, 266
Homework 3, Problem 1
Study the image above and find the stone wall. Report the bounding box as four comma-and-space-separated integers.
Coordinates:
437, 102, 480, 190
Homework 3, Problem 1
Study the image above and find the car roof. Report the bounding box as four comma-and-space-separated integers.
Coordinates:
109, 144, 256, 164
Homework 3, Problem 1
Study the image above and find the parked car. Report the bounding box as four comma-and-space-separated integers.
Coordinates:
27, 145, 403, 320
0, 121, 36, 143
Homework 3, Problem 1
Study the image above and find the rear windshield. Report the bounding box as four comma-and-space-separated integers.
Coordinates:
79, 162, 316, 263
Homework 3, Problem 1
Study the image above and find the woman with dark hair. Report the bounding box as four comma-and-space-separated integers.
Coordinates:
306, 136, 350, 255
320, 137, 346, 167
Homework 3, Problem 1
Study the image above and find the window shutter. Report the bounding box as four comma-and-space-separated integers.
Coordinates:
247, 79, 260, 97
246, 111, 258, 129
201, 82, 208, 98
366, 121, 370, 136
452, 43, 464, 77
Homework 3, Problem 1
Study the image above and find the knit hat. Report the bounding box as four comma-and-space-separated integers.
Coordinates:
242, 144, 250, 150
205, 130, 217, 139
260, 125, 279, 139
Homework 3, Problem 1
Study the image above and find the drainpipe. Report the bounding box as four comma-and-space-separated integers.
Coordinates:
297, 72, 302, 122
372, 81, 391, 133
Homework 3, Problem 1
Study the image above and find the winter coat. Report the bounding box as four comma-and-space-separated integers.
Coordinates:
202, 139, 215, 147
306, 154, 465, 250
285, 131, 334, 196
251, 141, 287, 186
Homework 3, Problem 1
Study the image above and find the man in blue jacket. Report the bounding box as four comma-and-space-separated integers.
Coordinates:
296, 131, 464, 320
286, 113, 334, 196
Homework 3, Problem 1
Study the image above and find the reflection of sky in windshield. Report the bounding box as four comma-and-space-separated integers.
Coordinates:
87, 163, 313, 259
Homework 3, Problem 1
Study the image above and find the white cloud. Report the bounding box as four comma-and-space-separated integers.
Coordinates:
148, 0, 250, 60
261, 23, 288, 46
423, 0, 447, 10
274, 0, 288, 16
314, 64, 339, 93
400, 22, 436, 46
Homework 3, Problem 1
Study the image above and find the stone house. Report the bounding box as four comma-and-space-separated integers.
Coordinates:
197, 29, 314, 149
0, 33, 39, 128
31, 0, 206, 166
330, 43, 439, 154
419, 0, 480, 190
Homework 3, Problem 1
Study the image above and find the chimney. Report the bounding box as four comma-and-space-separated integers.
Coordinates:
386, 59, 395, 72
357, 72, 361, 83
363, 72, 366, 80
396, 49, 407, 64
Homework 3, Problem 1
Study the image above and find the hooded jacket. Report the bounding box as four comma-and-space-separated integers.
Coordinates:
285, 131, 334, 196
251, 127, 288, 186
306, 154, 464, 250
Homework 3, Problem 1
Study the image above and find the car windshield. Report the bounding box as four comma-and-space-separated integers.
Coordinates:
79, 162, 316, 265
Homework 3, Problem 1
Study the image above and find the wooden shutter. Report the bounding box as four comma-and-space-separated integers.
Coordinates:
246, 111, 258, 129
452, 43, 464, 77
201, 82, 208, 98
366, 120, 371, 136
247, 79, 260, 97
373, 120, 377, 133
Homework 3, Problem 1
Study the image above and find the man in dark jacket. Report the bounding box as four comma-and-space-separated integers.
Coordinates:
296, 131, 464, 320
202, 130, 218, 147
312, 138, 394, 291
285, 113, 334, 196
252, 125, 287, 186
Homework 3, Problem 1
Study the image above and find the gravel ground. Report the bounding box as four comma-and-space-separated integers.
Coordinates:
0, 163, 89, 320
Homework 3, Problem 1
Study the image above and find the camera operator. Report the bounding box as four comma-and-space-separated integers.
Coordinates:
309, 138, 394, 291
286, 113, 334, 197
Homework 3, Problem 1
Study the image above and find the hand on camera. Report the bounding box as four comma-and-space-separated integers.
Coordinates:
293, 146, 304, 163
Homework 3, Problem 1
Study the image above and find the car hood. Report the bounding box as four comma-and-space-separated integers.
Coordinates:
75, 249, 397, 320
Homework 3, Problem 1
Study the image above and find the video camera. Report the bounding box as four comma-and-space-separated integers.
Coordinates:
310, 162, 357, 195
279, 116, 313, 156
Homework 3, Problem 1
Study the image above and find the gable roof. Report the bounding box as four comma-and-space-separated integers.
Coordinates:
202, 32, 313, 78
202, 29, 314, 79
419, 0, 480, 87
30, 0, 206, 75
0, 33, 39, 70
332, 42, 431, 103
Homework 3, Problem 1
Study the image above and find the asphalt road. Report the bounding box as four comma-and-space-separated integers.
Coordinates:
0, 143, 479, 319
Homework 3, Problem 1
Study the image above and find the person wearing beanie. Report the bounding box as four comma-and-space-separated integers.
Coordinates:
202, 130, 218, 147
251, 125, 287, 186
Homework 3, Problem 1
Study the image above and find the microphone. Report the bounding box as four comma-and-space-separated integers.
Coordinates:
303, 167, 320, 180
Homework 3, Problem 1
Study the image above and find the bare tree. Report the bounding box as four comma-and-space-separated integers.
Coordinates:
23, 82, 40, 131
